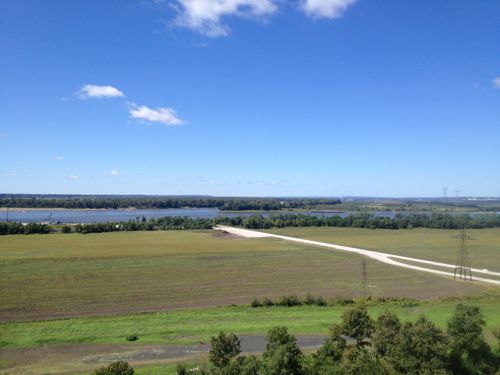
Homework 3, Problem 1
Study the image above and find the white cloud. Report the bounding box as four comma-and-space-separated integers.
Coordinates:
301, 0, 356, 19
129, 103, 186, 126
110, 170, 123, 176
68, 174, 80, 180
54, 156, 64, 161
493, 77, 500, 88
78, 84, 125, 99
174, 0, 278, 37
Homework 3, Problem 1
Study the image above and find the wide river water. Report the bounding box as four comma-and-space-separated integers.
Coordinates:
2, 208, 497, 224
3, 208, 406, 224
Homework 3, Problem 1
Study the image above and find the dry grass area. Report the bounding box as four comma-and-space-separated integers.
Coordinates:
0, 230, 490, 322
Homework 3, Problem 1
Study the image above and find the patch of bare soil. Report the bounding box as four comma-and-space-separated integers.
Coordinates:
211, 230, 240, 239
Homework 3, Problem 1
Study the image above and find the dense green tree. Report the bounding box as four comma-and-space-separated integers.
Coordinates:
373, 310, 401, 356
209, 332, 241, 369
262, 327, 303, 375
337, 346, 385, 375
223, 355, 260, 375
448, 304, 497, 374
306, 324, 346, 374
340, 303, 374, 347
386, 316, 450, 375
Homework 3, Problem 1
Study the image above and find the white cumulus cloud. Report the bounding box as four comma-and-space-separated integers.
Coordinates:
110, 170, 123, 176
301, 0, 356, 19
78, 84, 125, 99
54, 156, 64, 161
174, 0, 278, 37
129, 103, 186, 126
493, 77, 500, 88
68, 174, 80, 180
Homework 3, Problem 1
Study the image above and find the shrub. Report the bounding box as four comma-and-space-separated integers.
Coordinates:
329, 297, 354, 306
262, 297, 274, 307
61, 225, 72, 233
176, 363, 188, 375
126, 334, 138, 342
277, 295, 301, 307
315, 296, 327, 306
250, 298, 262, 308
93, 361, 134, 375
304, 293, 316, 305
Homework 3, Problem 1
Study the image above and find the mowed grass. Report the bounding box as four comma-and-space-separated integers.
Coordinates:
0, 230, 493, 323
265, 227, 500, 271
1, 298, 500, 348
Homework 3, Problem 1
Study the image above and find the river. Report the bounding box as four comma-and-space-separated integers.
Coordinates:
1, 208, 496, 224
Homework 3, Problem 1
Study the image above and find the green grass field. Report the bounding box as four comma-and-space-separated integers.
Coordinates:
2, 298, 500, 348
2, 298, 499, 374
265, 227, 500, 270
1, 230, 491, 323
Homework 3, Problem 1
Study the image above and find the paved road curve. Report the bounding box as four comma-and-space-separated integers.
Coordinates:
214, 226, 500, 286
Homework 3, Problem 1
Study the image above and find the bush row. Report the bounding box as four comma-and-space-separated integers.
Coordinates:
250, 295, 419, 308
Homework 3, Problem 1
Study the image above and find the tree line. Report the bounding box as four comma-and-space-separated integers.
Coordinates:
190, 303, 500, 374
1, 212, 499, 235
240, 212, 500, 229
93, 303, 500, 374
0, 195, 341, 211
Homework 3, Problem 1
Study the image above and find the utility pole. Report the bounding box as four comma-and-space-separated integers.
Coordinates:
453, 227, 473, 281
361, 260, 368, 299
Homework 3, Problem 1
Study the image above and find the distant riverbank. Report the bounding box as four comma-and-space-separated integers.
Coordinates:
1, 207, 498, 224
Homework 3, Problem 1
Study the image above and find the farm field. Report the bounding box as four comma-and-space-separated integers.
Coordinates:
0, 230, 493, 323
265, 227, 500, 271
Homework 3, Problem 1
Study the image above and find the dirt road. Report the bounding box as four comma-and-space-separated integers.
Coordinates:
214, 226, 500, 286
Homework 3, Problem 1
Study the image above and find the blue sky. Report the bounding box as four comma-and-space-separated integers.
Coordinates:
1, 0, 499, 197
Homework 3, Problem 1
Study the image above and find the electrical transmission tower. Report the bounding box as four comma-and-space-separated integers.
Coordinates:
453, 227, 473, 281
361, 260, 368, 298
442, 187, 448, 200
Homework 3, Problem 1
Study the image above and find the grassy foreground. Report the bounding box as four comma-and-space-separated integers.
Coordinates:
2, 297, 500, 348
1, 230, 490, 323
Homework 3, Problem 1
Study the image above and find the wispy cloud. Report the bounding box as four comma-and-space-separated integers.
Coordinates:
129, 103, 186, 126
300, 0, 356, 19
110, 170, 123, 176
173, 0, 278, 37
246, 179, 284, 186
78, 84, 125, 99
54, 156, 64, 161
68, 174, 80, 180
493, 77, 500, 88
